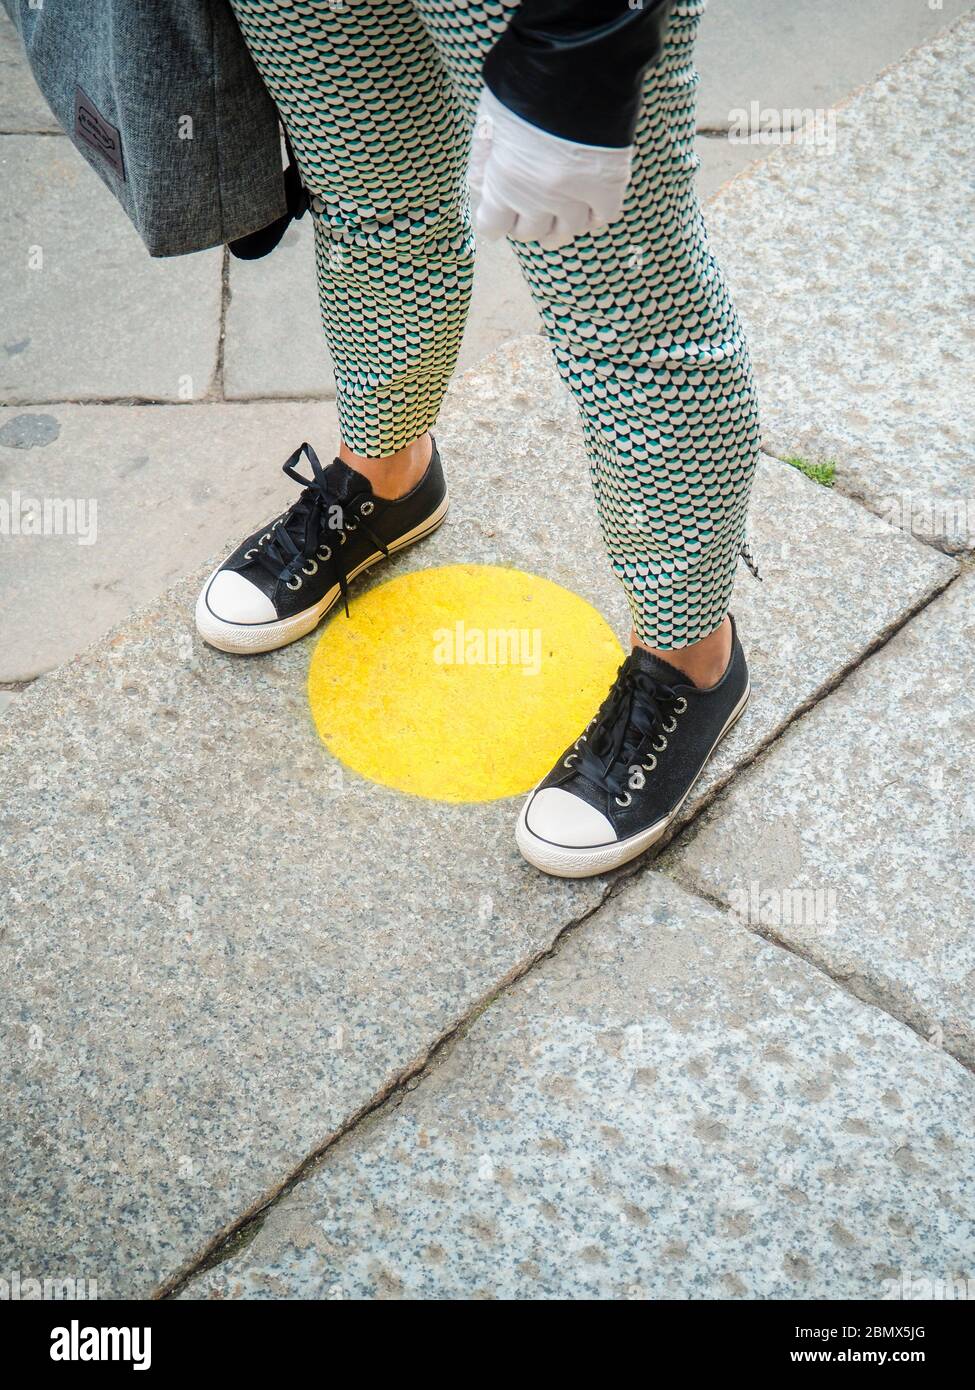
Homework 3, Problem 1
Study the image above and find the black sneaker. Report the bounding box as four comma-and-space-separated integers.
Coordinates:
196, 439, 448, 653
516, 618, 750, 877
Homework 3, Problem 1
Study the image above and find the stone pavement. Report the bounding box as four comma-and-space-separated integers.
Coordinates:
0, 335, 965, 1299
1, 5, 973, 1301
184, 874, 974, 1301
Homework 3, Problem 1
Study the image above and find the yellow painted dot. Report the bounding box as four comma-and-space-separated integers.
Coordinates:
307, 564, 624, 803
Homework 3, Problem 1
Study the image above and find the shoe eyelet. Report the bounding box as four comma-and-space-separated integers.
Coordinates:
260, 532, 272, 545
652, 733, 668, 752
244, 548, 259, 560
318, 545, 332, 561
574, 734, 587, 749
627, 765, 646, 791
663, 714, 678, 733
302, 558, 319, 576
339, 533, 347, 546
615, 791, 633, 808
346, 521, 358, 532
642, 755, 657, 773
563, 753, 578, 769
286, 575, 302, 591
674, 696, 688, 714
360, 500, 375, 517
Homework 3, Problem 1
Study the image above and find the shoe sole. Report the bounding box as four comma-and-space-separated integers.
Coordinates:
515, 682, 751, 879
195, 492, 449, 655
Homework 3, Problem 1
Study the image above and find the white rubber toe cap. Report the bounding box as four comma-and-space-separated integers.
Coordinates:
524, 787, 617, 848
203, 570, 278, 625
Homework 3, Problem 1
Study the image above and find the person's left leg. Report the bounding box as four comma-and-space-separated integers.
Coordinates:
415, 0, 760, 876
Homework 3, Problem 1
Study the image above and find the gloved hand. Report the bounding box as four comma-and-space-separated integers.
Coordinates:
468, 87, 634, 251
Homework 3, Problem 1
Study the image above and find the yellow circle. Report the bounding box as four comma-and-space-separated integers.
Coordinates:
307, 564, 624, 803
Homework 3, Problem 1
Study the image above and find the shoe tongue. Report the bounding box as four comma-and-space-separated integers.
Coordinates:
321, 458, 373, 505
629, 646, 696, 689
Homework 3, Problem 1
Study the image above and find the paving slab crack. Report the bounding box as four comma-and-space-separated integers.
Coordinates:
644, 564, 959, 862
0, 393, 333, 407
576, 565, 969, 1058
210, 245, 231, 401
763, 447, 973, 559
157, 886, 615, 1299
665, 874, 972, 1077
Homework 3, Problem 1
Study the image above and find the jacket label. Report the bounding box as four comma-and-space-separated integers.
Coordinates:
74, 87, 125, 180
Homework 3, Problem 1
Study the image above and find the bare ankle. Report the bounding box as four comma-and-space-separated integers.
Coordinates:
339, 432, 432, 500
632, 615, 732, 689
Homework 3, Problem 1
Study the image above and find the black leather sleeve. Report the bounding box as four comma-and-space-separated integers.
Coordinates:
482, 0, 676, 148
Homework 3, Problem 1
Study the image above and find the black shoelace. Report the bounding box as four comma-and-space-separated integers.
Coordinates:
250, 443, 388, 615
575, 659, 683, 797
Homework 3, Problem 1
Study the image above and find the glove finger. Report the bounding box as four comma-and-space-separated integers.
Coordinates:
584, 207, 608, 239
535, 223, 580, 251
509, 210, 557, 245
584, 199, 627, 240
474, 183, 517, 241
587, 185, 628, 227
538, 202, 592, 250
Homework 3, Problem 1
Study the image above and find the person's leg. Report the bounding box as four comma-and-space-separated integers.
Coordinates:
416, 0, 759, 678
228, 0, 474, 475
415, 0, 760, 874
198, 0, 472, 652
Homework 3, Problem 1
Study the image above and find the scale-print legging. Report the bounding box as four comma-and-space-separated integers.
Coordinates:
228, 0, 760, 648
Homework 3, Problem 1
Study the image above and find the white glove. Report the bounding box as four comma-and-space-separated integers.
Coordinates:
468, 88, 634, 252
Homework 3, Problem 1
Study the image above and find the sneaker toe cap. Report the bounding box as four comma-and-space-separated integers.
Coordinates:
524, 787, 617, 848
204, 570, 277, 625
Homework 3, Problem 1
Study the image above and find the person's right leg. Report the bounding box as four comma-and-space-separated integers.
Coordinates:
198, 0, 473, 653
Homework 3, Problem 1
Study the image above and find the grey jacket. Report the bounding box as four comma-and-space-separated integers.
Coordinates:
4, 0, 288, 257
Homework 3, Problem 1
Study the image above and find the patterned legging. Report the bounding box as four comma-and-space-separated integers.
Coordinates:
228, 0, 760, 649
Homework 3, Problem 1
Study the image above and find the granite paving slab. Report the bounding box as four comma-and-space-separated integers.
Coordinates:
0, 136, 222, 404
706, 14, 975, 552
0, 337, 955, 1297
663, 567, 975, 1069
695, 0, 973, 130
458, 237, 541, 377
181, 873, 975, 1300
0, 400, 338, 680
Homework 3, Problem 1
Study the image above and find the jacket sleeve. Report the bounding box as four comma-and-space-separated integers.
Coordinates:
481, 0, 676, 149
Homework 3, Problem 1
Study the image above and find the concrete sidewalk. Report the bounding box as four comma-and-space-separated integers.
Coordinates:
1, 7, 973, 1301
